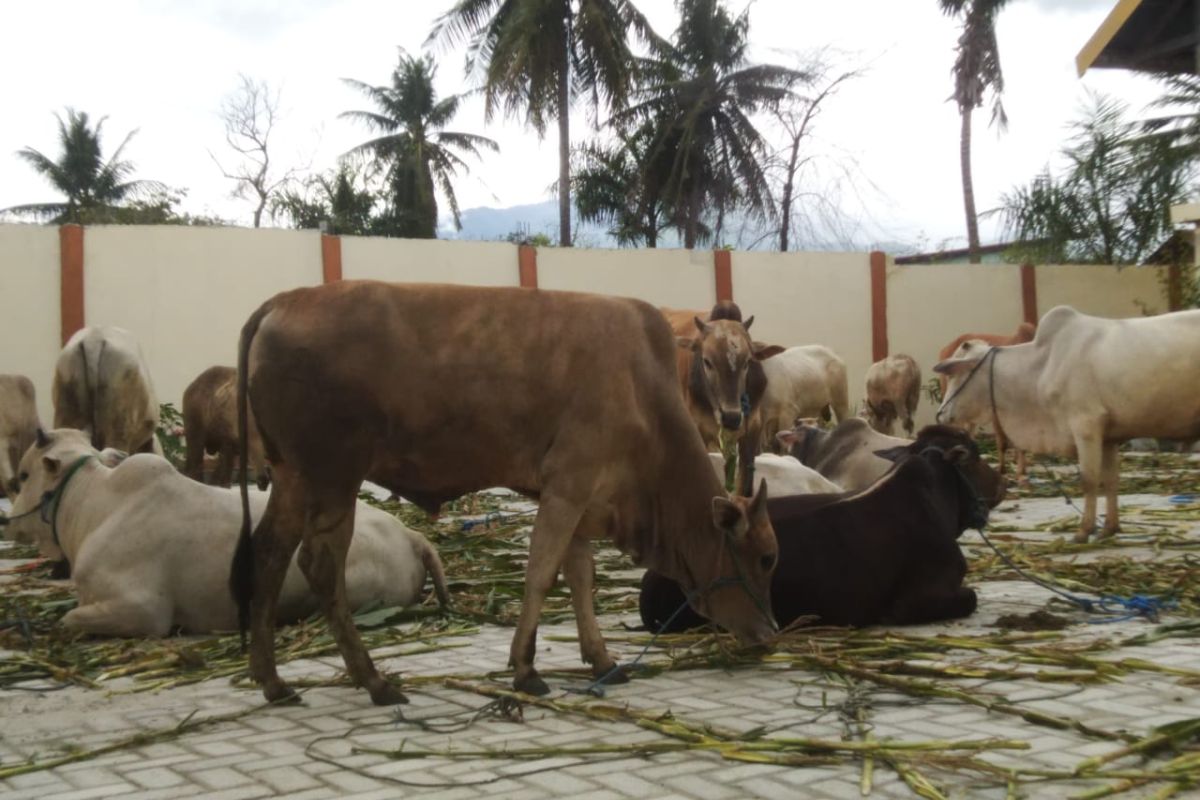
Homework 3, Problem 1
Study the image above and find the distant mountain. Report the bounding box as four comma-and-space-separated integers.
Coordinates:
443, 198, 889, 252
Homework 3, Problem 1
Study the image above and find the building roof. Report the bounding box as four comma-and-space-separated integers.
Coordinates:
1077, 0, 1199, 76
894, 242, 1017, 265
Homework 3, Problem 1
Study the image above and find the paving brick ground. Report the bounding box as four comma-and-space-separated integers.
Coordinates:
1, 468, 1198, 799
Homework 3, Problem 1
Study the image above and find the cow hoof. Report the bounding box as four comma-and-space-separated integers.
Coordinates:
592, 663, 630, 685
368, 682, 409, 706
1072, 530, 1091, 544
513, 673, 550, 696
264, 683, 302, 705
1098, 526, 1119, 540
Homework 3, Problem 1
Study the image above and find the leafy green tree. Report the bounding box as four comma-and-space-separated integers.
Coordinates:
5, 108, 163, 223
341, 51, 497, 238
572, 123, 673, 246
1001, 93, 1196, 265
272, 166, 378, 235
614, 0, 805, 248
429, 0, 659, 246
940, 0, 1010, 263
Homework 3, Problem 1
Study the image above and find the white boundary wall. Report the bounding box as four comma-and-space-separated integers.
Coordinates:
0, 223, 1174, 435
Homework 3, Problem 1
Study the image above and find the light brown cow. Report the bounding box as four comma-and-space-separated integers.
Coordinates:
183, 366, 268, 488
53, 326, 161, 455
1, 375, 38, 496
864, 354, 922, 437
936, 322, 1036, 478
232, 282, 778, 706
663, 302, 783, 494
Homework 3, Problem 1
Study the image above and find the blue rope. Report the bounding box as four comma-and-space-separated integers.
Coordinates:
974, 525, 1175, 624
459, 508, 538, 532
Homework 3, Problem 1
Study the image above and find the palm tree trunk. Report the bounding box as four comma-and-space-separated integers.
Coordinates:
960, 106, 982, 263
779, 133, 801, 252
557, 58, 572, 248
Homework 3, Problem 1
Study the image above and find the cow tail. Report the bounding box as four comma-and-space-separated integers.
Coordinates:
420, 537, 451, 609
230, 301, 272, 648
81, 335, 106, 448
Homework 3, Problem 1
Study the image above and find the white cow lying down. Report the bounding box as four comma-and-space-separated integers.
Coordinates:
4, 429, 449, 636
708, 452, 841, 495
935, 305, 1200, 542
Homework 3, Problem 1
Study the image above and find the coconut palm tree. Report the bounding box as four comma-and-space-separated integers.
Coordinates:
341, 51, 498, 238
6, 108, 162, 223
614, 0, 805, 248
940, 0, 1010, 263
428, 0, 660, 246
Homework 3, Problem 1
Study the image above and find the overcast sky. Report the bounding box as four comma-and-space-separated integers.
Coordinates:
0, 0, 1174, 251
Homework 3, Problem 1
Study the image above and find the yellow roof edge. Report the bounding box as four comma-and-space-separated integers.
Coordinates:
1076, 0, 1145, 77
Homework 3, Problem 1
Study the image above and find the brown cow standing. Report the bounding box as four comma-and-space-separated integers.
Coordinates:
231, 282, 778, 706
662, 302, 782, 494
182, 366, 268, 488
937, 322, 1036, 478
0, 375, 38, 496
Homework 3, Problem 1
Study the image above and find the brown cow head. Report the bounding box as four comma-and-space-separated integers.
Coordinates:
689, 480, 779, 643
683, 317, 782, 432
875, 424, 1005, 510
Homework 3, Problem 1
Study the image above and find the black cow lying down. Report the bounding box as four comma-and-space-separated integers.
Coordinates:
641, 430, 1003, 631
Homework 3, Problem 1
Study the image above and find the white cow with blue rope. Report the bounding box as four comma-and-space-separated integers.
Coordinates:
934, 305, 1200, 542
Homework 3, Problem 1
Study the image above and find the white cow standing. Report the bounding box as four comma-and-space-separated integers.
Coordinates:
54, 326, 162, 455
5, 429, 449, 636
757, 345, 850, 451
1, 374, 39, 496
934, 305, 1200, 542
863, 354, 921, 437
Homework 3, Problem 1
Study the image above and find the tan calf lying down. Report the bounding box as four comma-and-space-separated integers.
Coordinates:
5, 429, 447, 636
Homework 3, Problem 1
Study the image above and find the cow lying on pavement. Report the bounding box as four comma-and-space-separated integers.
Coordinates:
707, 452, 840, 495
778, 419, 1006, 506
641, 437, 1001, 631
5, 428, 448, 637
935, 305, 1200, 541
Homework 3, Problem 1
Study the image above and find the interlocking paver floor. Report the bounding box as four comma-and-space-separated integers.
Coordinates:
2, 467, 1198, 799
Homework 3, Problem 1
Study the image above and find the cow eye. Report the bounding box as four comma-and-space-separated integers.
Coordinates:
18, 472, 27, 484
760, 553, 775, 572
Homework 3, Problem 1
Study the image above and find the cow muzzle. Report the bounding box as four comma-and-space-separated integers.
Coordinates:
720, 410, 743, 431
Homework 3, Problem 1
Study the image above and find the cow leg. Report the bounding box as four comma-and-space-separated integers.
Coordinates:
510, 495, 582, 696
996, 429, 1009, 475
63, 597, 172, 638
247, 475, 306, 704
1073, 432, 1103, 543
298, 495, 405, 706
1099, 442, 1121, 538
183, 437, 205, 482
888, 585, 977, 625
562, 534, 626, 683
212, 442, 235, 487
1015, 449, 1028, 485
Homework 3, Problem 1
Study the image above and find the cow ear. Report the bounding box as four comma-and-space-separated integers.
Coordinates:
98, 448, 128, 467
776, 429, 799, 449
749, 479, 769, 519
872, 446, 911, 463
35, 428, 50, 449
712, 496, 749, 541
743, 315, 754, 332
41, 456, 61, 475
693, 316, 711, 336
752, 342, 785, 361
932, 357, 977, 376
945, 444, 972, 464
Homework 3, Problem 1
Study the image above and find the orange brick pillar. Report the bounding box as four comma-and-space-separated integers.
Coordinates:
60, 224, 85, 345
321, 234, 343, 283
518, 244, 538, 288
869, 250, 888, 362
714, 249, 733, 303
1020, 263, 1038, 325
